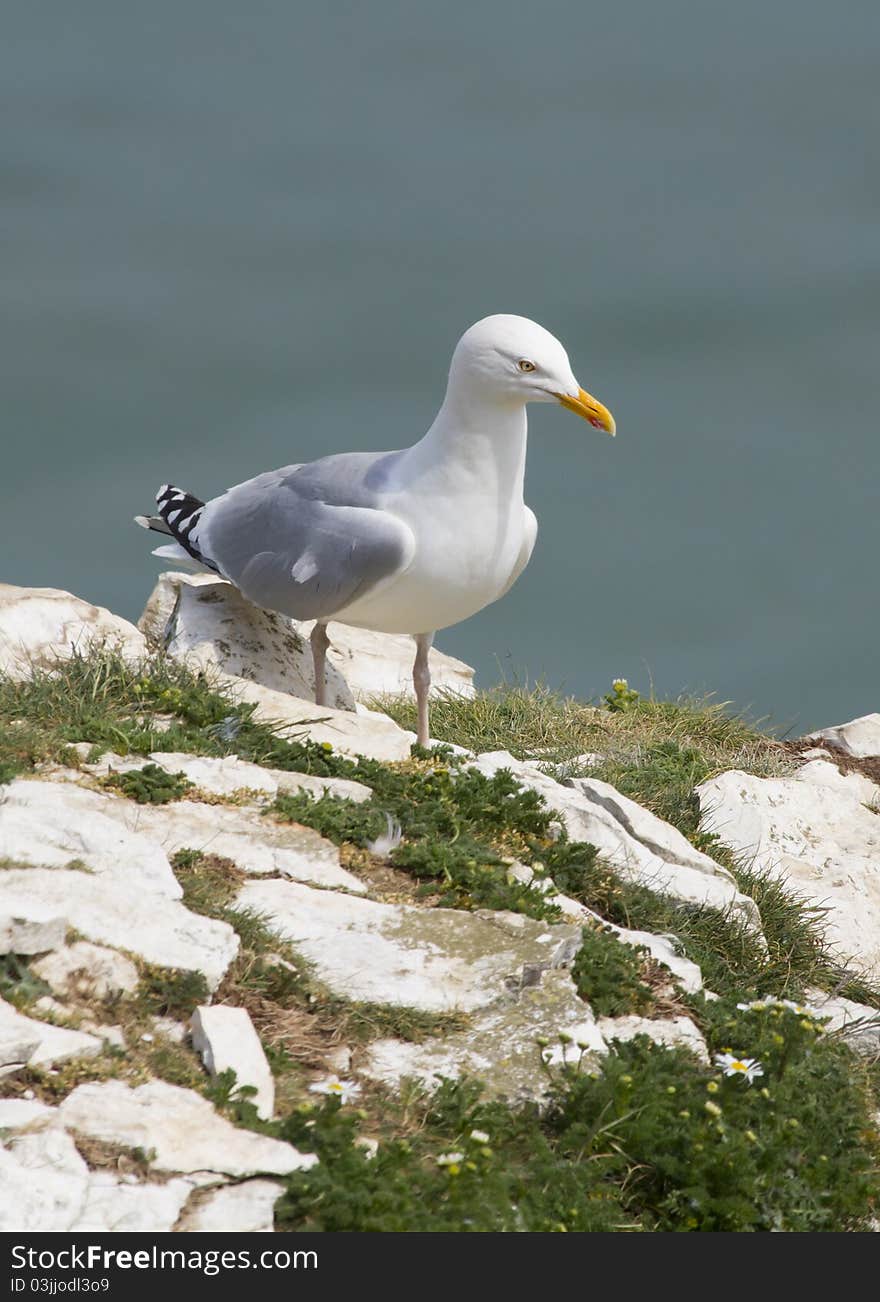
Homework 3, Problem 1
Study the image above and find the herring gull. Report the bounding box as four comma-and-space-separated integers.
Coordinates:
135, 314, 615, 745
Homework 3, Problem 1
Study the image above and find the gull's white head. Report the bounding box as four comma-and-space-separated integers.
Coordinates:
447, 314, 615, 434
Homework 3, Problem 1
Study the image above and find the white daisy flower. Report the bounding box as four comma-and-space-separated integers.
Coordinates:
469, 1130, 490, 1144
736, 997, 816, 1017
436, 1151, 465, 1167
714, 1052, 764, 1084
309, 1075, 361, 1104
778, 999, 810, 1015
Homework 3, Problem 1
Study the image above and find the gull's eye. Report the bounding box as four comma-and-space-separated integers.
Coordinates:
518, 359, 536, 373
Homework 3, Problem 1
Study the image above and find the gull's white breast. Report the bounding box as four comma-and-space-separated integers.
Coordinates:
334, 492, 536, 635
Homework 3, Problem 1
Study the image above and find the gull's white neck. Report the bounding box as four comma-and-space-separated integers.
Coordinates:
396, 381, 529, 507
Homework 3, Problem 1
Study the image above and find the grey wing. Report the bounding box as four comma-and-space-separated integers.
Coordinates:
195, 457, 415, 622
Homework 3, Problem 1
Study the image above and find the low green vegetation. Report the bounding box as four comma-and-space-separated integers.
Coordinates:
0, 953, 52, 1010
277, 999, 878, 1231
0, 651, 360, 786
135, 964, 210, 1018
102, 762, 194, 804
271, 766, 562, 919
571, 924, 655, 1016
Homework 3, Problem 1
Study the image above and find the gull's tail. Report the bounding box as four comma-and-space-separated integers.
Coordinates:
134, 484, 219, 573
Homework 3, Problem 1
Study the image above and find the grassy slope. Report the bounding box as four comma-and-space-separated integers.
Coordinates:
1, 653, 878, 1230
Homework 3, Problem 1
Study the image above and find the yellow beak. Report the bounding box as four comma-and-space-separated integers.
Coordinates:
555, 386, 616, 436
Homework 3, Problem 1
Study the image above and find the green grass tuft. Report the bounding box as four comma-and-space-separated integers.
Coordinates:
375, 682, 788, 776
572, 923, 655, 1016
0, 954, 53, 1010
135, 964, 211, 1019
102, 762, 194, 804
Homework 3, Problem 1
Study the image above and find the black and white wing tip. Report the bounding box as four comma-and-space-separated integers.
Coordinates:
134, 483, 219, 574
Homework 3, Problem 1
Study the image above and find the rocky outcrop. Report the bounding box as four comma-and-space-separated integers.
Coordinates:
698, 759, 880, 978
139, 572, 356, 710
0, 865, 237, 991
89, 788, 368, 893
57, 1080, 314, 1177
362, 970, 607, 1100
0, 999, 102, 1074
190, 1006, 275, 1120
0, 585, 146, 680
595, 1014, 709, 1063
237, 878, 581, 1013
807, 713, 880, 761
505, 862, 704, 992
0, 1084, 312, 1233
83, 750, 373, 804
215, 673, 416, 762
139, 571, 474, 706
32, 943, 139, 1001
177, 1180, 285, 1233
0, 780, 239, 987
803, 989, 880, 1055
0, 779, 189, 893
0, 906, 67, 957
0, 1126, 197, 1233
471, 752, 761, 929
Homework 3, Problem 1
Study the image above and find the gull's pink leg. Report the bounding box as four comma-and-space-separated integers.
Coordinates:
413, 632, 434, 747
311, 621, 330, 706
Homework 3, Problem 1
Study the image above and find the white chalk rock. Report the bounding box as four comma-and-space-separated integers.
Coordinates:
80, 1022, 126, 1049
0, 780, 181, 897
0, 997, 102, 1070
807, 713, 880, 760
191, 1005, 275, 1120
70, 1173, 197, 1234
471, 753, 760, 929
0, 1099, 54, 1131
804, 989, 880, 1054
0, 1127, 90, 1231
0, 1125, 199, 1233
139, 571, 475, 705
792, 758, 880, 805
151, 1017, 187, 1043
698, 760, 880, 978
605, 923, 703, 994
238, 878, 581, 1013
364, 969, 607, 1102
32, 942, 140, 1001
215, 672, 415, 762
139, 572, 355, 709
95, 795, 367, 893
85, 751, 372, 804
0, 584, 147, 681
505, 863, 704, 993
177, 1179, 285, 1233
58, 1080, 317, 1177
0, 1020, 42, 1076
0, 905, 67, 957
596, 1014, 710, 1063
0, 868, 237, 991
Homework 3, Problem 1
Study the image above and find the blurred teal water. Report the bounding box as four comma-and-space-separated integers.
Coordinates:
3, 2, 878, 731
